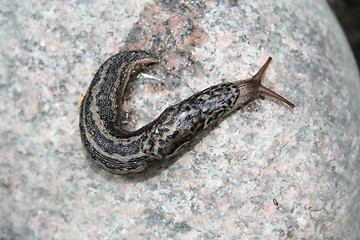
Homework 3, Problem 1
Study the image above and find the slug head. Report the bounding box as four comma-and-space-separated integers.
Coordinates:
234, 57, 295, 108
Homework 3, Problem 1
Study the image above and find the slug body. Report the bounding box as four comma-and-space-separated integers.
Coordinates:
79, 51, 294, 174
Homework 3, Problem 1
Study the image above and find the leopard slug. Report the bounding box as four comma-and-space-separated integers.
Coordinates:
79, 51, 295, 174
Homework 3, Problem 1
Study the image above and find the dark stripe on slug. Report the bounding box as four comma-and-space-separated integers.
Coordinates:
83, 105, 142, 155
83, 135, 150, 172
81, 52, 160, 158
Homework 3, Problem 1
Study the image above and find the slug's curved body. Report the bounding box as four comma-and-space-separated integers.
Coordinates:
79, 51, 294, 174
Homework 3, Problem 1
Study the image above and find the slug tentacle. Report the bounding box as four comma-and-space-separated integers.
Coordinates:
79, 51, 294, 175
252, 56, 273, 82
234, 57, 295, 108
258, 85, 295, 108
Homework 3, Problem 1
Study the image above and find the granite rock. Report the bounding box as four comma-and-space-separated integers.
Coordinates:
1, 0, 359, 239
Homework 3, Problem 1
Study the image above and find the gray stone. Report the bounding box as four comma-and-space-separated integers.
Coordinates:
0, 0, 359, 239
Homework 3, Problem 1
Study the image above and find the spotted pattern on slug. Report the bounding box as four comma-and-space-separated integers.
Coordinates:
79, 51, 294, 175
141, 83, 240, 159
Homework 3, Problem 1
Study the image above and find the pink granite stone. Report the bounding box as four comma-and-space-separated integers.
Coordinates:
0, 0, 359, 239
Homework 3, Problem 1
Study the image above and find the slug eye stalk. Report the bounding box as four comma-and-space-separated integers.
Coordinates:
235, 57, 295, 108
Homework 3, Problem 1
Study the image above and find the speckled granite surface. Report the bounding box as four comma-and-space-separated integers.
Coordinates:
1, 0, 359, 239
